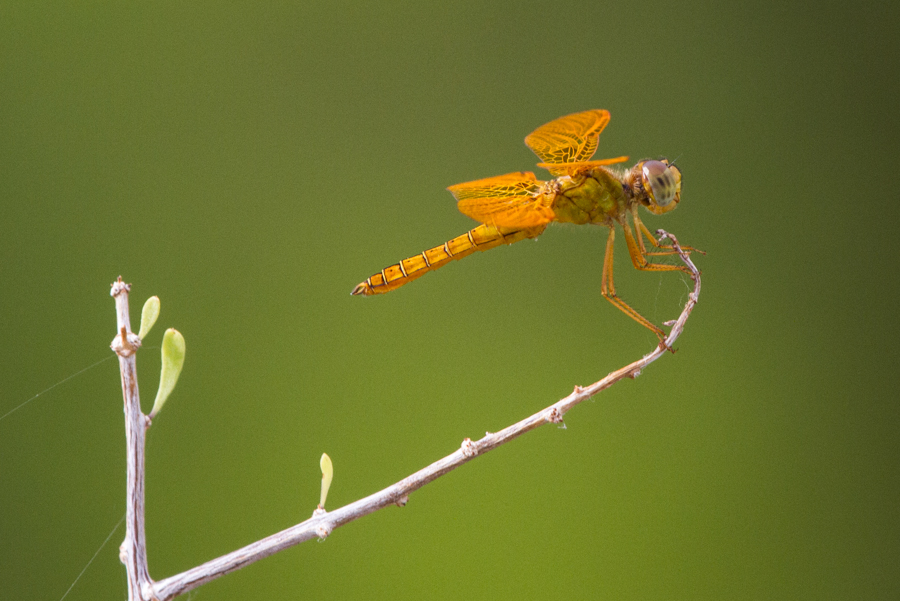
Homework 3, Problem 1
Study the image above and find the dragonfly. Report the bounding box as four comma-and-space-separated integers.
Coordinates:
352, 109, 695, 343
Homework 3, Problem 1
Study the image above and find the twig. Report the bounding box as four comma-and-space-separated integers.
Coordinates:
110, 278, 152, 601
115, 230, 700, 601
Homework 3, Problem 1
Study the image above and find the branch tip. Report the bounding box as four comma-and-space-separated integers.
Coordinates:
110, 277, 131, 297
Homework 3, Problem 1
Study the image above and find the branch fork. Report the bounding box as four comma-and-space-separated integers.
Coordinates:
110, 230, 699, 600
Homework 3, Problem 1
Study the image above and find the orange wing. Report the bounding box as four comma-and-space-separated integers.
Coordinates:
447, 171, 554, 228
525, 109, 627, 176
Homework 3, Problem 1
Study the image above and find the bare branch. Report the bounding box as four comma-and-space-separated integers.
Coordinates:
143, 230, 700, 601
110, 277, 152, 601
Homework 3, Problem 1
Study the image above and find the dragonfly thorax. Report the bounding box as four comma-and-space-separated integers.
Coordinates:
550, 168, 625, 225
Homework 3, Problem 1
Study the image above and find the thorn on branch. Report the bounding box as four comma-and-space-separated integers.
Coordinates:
110, 326, 142, 357
545, 407, 565, 424
315, 523, 332, 540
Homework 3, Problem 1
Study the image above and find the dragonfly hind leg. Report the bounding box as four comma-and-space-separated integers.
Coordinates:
600, 227, 672, 350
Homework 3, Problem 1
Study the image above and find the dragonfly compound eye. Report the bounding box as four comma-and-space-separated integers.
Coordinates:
641, 160, 679, 208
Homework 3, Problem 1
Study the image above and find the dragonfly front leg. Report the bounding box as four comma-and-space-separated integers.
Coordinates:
600, 226, 670, 348
632, 209, 703, 259
623, 218, 692, 279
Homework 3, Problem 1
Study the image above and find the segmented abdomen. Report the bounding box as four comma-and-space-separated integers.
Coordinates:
351, 223, 547, 296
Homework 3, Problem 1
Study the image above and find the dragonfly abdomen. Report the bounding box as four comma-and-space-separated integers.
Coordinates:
351, 223, 547, 296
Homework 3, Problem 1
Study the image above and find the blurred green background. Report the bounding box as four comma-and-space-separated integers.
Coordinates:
2, 1, 898, 600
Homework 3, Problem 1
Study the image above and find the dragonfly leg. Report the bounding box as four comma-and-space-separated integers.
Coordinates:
624, 217, 691, 276
632, 210, 704, 258
600, 226, 670, 347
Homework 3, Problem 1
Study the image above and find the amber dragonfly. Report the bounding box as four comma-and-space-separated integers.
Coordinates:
352, 109, 695, 342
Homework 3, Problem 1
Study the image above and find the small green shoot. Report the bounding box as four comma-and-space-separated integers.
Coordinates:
149, 329, 185, 419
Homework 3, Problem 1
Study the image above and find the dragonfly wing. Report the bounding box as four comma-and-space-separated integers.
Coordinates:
525, 109, 618, 175
535, 156, 630, 176
447, 171, 554, 228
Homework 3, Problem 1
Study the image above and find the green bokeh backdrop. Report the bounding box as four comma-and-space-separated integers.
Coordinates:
2, 2, 898, 600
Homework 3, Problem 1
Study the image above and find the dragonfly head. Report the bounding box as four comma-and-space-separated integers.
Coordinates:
632, 159, 681, 215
